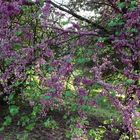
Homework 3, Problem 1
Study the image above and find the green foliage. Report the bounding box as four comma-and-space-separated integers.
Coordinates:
97, 37, 108, 43
129, 0, 137, 10
127, 28, 138, 33
75, 57, 90, 64
117, 2, 126, 9
18, 114, 37, 131
124, 79, 134, 86
3, 116, 12, 126
24, 68, 43, 101
25, 123, 36, 131
88, 107, 121, 121
66, 125, 84, 139
61, 20, 69, 26
16, 132, 29, 140
71, 103, 78, 112
44, 117, 58, 130
88, 126, 106, 140
119, 134, 131, 140
65, 90, 73, 97
43, 95, 51, 100
108, 14, 124, 27
0, 116, 12, 132
15, 31, 22, 36
31, 105, 42, 116
13, 43, 22, 51
133, 118, 140, 128
1, 1, 139, 139
18, 115, 30, 127
66, 116, 88, 139
9, 105, 19, 116
81, 105, 91, 111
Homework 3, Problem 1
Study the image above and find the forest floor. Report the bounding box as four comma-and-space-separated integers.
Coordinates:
0, 105, 122, 140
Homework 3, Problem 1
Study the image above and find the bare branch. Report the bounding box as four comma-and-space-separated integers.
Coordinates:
50, 1, 109, 33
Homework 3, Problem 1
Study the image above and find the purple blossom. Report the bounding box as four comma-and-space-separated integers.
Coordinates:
0, 1, 139, 137
77, 88, 87, 97
82, 78, 93, 85
73, 76, 81, 86
42, 0, 51, 16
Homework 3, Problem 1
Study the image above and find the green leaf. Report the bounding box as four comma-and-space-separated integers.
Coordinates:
134, 118, 140, 128
65, 90, 73, 97
31, 105, 41, 116
43, 95, 51, 100
44, 118, 58, 129
125, 79, 134, 85
127, 28, 137, 33
87, 49, 93, 55
25, 123, 35, 131
81, 105, 90, 111
118, 21, 125, 26
61, 21, 69, 26
13, 43, 21, 50
71, 104, 78, 112
48, 66, 54, 72
3, 116, 12, 126
130, 1, 137, 8
111, 91, 116, 97
97, 37, 107, 42
115, 31, 120, 36
15, 31, 22, 36
18, 116, 30, 126
5, 58, 13, 66
117, 2, 125, 9
9, 105, 19, 116
108, 20, 116, 27
76, 58, 89, 64
0, 127, 4, 132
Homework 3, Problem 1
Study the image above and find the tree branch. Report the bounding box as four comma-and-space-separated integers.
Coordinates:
50, 1, 109, 34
